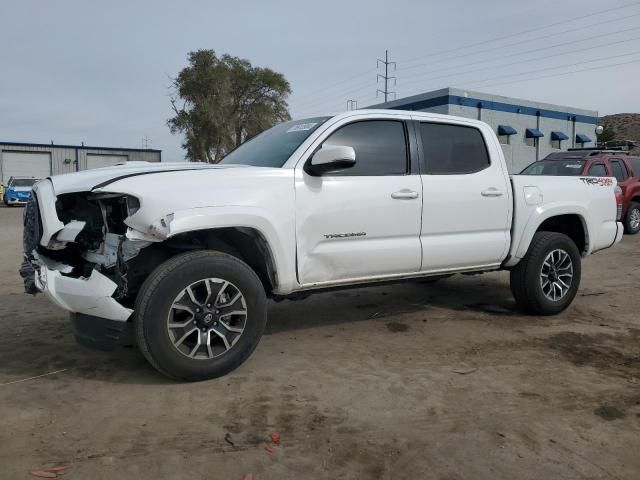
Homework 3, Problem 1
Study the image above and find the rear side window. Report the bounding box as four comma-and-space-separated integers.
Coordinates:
320, 120, 408, 176
587, 163, 607, 176
629, 158, 640, 176
609, 160, 628, 182
420, 123, 490, 174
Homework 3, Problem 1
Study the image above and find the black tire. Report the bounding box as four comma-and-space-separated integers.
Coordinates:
623, 202, 640, 235
510, 232, 581, 315
134, 250, 267, 381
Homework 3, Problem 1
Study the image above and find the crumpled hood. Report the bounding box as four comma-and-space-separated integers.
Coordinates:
49, 162, 240, 195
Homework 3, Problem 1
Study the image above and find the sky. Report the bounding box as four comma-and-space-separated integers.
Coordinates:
1, 0, 639, 161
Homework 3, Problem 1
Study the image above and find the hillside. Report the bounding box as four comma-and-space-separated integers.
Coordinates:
600, 113, 640, 142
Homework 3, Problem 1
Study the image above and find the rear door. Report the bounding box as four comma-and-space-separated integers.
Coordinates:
415, 119, 511, 271
295, 116, 423, 285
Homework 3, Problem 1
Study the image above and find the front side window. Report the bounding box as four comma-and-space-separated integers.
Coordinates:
609, 160, 628, 182
420, 123, 490, 174
587, 163, 607, 177
319, 120, 408, 176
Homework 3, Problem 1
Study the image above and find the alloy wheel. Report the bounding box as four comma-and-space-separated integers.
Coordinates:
539, 249, 573, 302
167, 278, 247, 359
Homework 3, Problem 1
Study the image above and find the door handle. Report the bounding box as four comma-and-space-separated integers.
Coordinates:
391, 189, 419, 200
481, 188, 504, 197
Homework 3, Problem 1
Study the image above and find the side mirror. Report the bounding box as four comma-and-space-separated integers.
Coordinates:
305, 145, 356, 176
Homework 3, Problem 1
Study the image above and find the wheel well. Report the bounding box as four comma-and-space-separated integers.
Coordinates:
536, 215, 587, 253
125, 227, 278, 299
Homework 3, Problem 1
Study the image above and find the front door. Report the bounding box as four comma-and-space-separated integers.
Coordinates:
416, 119, 511, 271
295, 118, 423, 286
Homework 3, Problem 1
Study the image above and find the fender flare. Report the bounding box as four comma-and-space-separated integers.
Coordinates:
511, 203, 590, 262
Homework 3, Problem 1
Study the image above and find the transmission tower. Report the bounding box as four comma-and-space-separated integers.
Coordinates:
377, 49, 396, 102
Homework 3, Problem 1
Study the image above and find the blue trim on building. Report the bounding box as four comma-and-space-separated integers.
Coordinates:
387, 94, 598, 124
551, 131, 569, 141
498, 125, 517, 135
576, 134, 592, 143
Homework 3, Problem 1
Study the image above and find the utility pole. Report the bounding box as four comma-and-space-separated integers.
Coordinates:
377, 49, 396, 103
142, 136, 151, 149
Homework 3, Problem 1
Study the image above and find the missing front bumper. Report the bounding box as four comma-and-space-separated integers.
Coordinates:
34, 265, 133, 322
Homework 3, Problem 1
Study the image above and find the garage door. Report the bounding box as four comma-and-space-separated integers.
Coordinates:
1, 151, 51, 184
86, 154, 128, 169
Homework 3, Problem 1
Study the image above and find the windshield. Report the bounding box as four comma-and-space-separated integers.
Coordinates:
10, 178, 37, 187
220, 117, 331, 168
520, 160, 586, 176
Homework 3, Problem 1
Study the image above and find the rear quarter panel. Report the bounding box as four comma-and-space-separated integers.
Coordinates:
506, 175, 619, 266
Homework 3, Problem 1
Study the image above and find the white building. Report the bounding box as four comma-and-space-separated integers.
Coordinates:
0, 141, 161, 184
370, 87, 600, 172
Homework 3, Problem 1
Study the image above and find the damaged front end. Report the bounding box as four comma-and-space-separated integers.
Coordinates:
20, 181, 154, 323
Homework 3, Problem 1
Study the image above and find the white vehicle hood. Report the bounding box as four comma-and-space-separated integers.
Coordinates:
48, 162, 242, 195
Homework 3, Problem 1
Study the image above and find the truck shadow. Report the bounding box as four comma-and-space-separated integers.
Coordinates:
0, 273, 519, 385
266, 272, 521, 335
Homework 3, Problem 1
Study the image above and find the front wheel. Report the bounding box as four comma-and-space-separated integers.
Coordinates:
624, 202, 640, 235
510, 232, 581, 315
134, 250, 267, 381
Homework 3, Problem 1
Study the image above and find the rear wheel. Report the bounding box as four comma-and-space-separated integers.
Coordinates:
134, 250, 267, 381
624, 202, 640, 235
510, 232, 581, 315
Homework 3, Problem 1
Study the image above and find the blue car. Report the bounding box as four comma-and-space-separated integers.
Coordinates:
3, 176, 39, 206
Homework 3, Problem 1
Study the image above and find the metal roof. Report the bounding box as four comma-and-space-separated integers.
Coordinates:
0, 141, 161, 153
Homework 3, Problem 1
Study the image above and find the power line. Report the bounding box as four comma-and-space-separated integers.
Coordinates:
347, 57, 640, 110
292, 75, 376, 110
376, 49, 396, 103
396, 29, 640, 92
296, 51, 640, 117
292, 68, 376, 104
452, 51, 640, 91
292, 4, 640, 115
397, 13, 640, 78
396, 2, 640, 66
464, 58, 640, 91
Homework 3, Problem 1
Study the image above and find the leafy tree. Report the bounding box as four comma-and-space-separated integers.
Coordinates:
597, 125, 617, 145
168, 50, 291, 163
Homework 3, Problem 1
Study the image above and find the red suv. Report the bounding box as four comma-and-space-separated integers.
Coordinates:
521, 149, 640, 234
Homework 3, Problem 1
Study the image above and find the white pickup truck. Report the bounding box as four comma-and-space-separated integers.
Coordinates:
22, 110, 623, 380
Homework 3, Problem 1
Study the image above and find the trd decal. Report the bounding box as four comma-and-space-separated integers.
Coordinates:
324, 232, 367, 239
579, 177, 614, 186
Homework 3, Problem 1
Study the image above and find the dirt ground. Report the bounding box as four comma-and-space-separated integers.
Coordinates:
0, 205, 639, 480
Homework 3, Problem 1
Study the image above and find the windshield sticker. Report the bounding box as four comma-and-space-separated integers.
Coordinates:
580, 177, 614, 186
565, 164, 582, 168
287, 123, 318, 133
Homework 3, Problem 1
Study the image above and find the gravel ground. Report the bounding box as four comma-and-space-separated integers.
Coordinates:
1, 204, 639, 479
